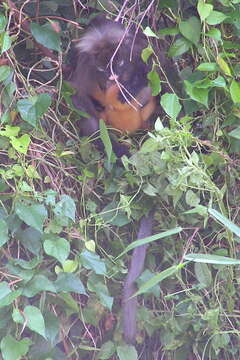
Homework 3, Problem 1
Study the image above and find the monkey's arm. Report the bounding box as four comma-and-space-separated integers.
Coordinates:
123, 211, 154, 344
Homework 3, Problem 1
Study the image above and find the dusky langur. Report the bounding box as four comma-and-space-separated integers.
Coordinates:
68, 15, 156, 344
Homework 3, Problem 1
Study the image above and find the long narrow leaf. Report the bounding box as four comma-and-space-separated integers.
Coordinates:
209, 208, 240, 237
134, 263, 186, 297
115, 227, 182, 259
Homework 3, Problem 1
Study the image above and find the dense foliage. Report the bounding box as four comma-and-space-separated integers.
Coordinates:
1, 0, 240, 359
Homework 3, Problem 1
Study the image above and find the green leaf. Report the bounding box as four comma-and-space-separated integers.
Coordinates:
216, 56, 232, 76
80, 249, 107, 275
209, 208, 240, 238
0, 66, 11, 82
147, 70, 161, 96
168, 37, 191, 57
18, 227, 42, 256
44, 311, 60, 346
15, 201, 47, 233
0, 125, 20, 137
0, 14, 7, 31
55, 272, 86, 294
184, 80, 209, 107
230, 80, 240, 103
99, 119, 114, 163
0, 282, 11, 300
206, 11, 227, 25
134, 264, 181, 296
141, 46, 154, 63
185, 189, 200, 207
0, 289, 22, 308
194, 262, 212, 287
143, 26, 158, 38
30, 22, 61, 52
184, 253, 240, 265
0, 218, 8, 246
116, 227, 182, 259
179, 16, 201, 45
228, 126, 240, 140
197, 0, 213, 22
98, 341, 115, 359
160, 93, 182, 119
0, 335, 31, 360
197, 62, 218, 72
23, 305, 46, 338
206, 28, 222, 41
159, 27, 179, 36
53, 195, 76, 221
22, 274, 56, 297
10, 134, 31, 154
17, 94, 51, 128
43, 236, 70, 264
1, 32, 11, 54
116, 344, 138, 360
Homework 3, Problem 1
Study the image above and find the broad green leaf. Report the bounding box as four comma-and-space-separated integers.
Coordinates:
1, 32, 11, 54
184, 80, 209, 107
17, 93, 51, 128
53, 195, 76, 221
0, 66, 11, 82
0, 219, 8, 246
80, 249, 106, 275
197, 0, 213, 22
143, 26, 158, 38
18, 227, 42, 256
211, 75, 226, 88
22, 274, 56, 297
98, 341, 115, 360
141, 46, 154, 63
0, 289, 22, 308
185, 189, 200, 207
0, 282, 11, 300
179, 16, 201, 45
216, 56, 232, 76
147, 70, 161, 96
209, 208, 240, 238
168, 37, 191, 57
228, 126, 240, 140
206, 11, 227, 25
88, 274, 113, 310
117, 344, 138, 360
44, 311, 60, 346
62, 259, 78, 273
15, 202, 47, 233
194, 262, 212, 287
0, 335, 31, 360
206, 28, 222, 41
230, 80, 240, 103
43, 236, 70, 264
197, 62, 218, 72
184, 253, 240, 265
0, 125, 20, 137
160, 93, 182, 119
116, 227, 182, 259
30, 22, 61, 51
24, 305, 46, 338
10, 134, 31, 154
134, 264, 182, 296
0, 14, 7, 31
55, 272, 86, 294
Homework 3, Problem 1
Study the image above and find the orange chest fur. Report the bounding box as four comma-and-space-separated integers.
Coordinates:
91, 84, 156, 133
